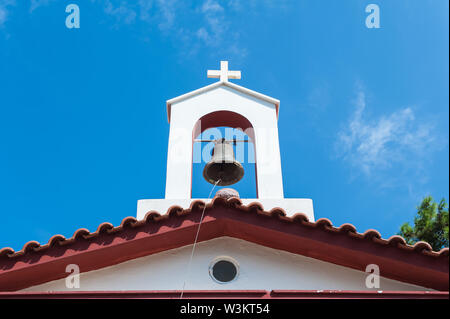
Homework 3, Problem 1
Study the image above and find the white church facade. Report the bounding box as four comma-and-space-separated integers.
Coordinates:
0, 62, 448, 298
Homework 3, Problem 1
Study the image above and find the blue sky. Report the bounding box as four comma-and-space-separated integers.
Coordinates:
0, 0, 448, 251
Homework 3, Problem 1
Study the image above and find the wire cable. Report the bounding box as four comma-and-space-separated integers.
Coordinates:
180, 179, 221, 299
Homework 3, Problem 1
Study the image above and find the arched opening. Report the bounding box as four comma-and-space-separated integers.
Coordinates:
191, 111, 258, 198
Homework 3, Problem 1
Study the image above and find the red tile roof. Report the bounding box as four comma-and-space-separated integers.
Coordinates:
0, 197, 448, 291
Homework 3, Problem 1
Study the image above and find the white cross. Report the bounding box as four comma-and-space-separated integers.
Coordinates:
207, 61, 241, 82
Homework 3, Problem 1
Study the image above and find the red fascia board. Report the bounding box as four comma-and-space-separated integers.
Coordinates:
0, 290, 448, 299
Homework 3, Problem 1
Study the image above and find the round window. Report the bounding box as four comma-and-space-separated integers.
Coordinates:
209, 257, 239, 283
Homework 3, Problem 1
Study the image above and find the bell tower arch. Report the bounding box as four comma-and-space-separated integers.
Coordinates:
137, 61, 314, 220
192, 110, 257, 196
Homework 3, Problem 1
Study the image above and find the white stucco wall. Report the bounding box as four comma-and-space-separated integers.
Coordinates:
136, 198, 315, 220
23, 237, 428, 292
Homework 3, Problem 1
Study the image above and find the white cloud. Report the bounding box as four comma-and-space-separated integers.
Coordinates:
0, 8, 6, 26
95, 0, 258, 58
136, 0, 250, 58
201, 0, 223, 14
0, 0, 15, 27
138, 0, 153, 21
0, 0, 281, 60
101, 0, 176, 30
155, 0, 176, 30
87, 0, 285, 60
103, 0, 137, 24
191, 0, 247, 59
336, 88, 436, 177
30, 0, 54, 13
1, 0, 63, 28
196, 27, 209, 41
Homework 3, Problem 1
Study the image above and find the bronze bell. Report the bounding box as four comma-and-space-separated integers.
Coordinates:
203, 139, 244, 186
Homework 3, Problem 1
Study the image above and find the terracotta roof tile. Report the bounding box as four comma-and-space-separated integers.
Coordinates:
1, 197, 448, 259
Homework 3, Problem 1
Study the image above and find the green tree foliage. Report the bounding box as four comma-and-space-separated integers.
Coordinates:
398, 196, 449, 251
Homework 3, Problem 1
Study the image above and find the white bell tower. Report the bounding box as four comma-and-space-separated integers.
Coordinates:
137, 61, 314, 220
